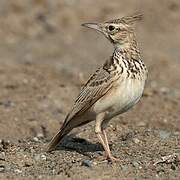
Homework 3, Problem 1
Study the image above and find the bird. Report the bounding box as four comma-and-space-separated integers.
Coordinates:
47, 14, 148, 161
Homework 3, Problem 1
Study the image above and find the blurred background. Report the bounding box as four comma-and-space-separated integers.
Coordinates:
0, 0, 179, 140
0, 0, 179, 178
0, 0, 179, 138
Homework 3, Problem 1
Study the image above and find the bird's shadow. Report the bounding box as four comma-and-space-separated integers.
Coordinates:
54, 134, 106, 157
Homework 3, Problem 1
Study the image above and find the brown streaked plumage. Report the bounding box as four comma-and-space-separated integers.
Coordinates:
47, 14, 148, 161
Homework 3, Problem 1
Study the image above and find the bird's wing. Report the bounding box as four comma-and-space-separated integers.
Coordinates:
64, 61, 121, 123
47, 58, 123, 151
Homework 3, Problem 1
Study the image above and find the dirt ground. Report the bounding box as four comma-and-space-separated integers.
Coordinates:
0, 0, 179, 179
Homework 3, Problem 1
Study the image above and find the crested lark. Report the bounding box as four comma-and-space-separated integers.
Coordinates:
47, 14, 148, 161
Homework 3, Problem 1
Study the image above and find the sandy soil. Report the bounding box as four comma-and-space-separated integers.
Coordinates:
0, 0, 179, 179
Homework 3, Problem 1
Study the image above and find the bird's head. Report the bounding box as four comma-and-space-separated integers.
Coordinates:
82, 14, 142, 49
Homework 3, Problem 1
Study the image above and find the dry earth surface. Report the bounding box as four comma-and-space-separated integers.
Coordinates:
0, 0, 179, 179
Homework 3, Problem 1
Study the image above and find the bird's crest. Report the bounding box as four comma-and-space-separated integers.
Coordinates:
106, 14, 143, 25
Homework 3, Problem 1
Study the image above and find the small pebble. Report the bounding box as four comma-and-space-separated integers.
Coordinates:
0, 139, 10, 149
132, 161, 139, 168
24, 160, 33, 167
174, 131, 180, 136
143, 89, 153, 97
132, 138, 140, 144
0, 100, 15, 108
159, 130, 171, 139
14, 169, 22, 174
41, 154, 47, 161
22, 78, 29, 84
162, 118, 168, 123
34, 154, 47, 161
159, 87, 170, 94
171, 164, 176, 170
81, 160, 92, 167
34, 154, 41, 161
0, 165, 5, 172
0, 152, 5, 161
137, 121, 146, 127
121, 165, 128, 171
37, 133, 44, 138
33, 137, 39, 142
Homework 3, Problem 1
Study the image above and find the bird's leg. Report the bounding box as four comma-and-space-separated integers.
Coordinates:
95, 113, 111, 159
96, 133, 110, 157
101, 129, 120, 161
101, 120, 120, 162
95, 113, 119, 162
101, 129, 111, 156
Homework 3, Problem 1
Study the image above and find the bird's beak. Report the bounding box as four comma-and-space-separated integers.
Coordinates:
81, 23, 102, 32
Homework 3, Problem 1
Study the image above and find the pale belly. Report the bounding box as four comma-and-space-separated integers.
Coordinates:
93, 78, 145, 120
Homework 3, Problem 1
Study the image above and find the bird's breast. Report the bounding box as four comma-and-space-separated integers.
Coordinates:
93, 77, 146, 119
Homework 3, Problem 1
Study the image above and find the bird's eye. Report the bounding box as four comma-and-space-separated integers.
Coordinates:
108, 25, 115, 31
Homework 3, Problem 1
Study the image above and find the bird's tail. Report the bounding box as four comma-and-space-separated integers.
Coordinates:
47, 115, 72, 152
46, 130, 66, 152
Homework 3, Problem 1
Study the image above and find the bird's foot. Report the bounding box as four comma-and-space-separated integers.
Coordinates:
103, 152, 121, 162
106, 155, 121, 162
